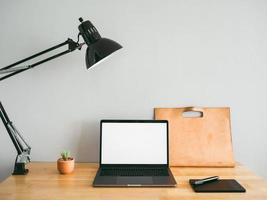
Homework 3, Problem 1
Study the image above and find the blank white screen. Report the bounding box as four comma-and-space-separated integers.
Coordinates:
101, 122, 167, 164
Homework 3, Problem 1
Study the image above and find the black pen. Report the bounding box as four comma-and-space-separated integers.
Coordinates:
193, 176, 219, 185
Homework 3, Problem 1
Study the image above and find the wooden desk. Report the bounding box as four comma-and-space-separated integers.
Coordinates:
0, 162, 267, 200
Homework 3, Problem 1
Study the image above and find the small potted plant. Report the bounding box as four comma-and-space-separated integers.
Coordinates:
57, 150, 75, 174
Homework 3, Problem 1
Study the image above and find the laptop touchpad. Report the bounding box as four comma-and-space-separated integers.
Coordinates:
117, 177, 153, 184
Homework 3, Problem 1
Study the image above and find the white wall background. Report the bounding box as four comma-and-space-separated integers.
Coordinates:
0, 0, 267, 181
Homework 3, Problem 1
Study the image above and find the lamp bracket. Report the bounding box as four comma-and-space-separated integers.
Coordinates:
0, 102, 31, 175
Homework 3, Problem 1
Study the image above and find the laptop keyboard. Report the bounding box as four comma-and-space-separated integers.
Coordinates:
100, 167, 169, 176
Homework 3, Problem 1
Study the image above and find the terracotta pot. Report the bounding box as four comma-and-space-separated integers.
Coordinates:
57, 158, 75, 174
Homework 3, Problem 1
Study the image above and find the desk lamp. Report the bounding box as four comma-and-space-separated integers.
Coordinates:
0, 17, 122, 175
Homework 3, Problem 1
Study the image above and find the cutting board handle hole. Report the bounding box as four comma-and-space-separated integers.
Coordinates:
182, 111, 203, 118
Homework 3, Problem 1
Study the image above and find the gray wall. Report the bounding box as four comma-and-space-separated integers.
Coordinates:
0, 0, 267, 181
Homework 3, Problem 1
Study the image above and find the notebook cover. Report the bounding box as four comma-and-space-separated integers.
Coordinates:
189, 179, 246, 193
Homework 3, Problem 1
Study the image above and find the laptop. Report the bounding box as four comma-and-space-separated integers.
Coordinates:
93, 120, 177, 187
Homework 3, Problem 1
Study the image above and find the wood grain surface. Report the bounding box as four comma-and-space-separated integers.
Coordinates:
0, 162, 267, 200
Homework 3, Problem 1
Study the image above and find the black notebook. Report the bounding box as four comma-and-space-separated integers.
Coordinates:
189, 179, 246, 193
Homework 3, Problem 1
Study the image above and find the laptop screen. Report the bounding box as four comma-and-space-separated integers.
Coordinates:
101, 121, 168, 165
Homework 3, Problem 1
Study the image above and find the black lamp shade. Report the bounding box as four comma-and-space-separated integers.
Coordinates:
78, 18, 122, 69
85, 38, 122, 69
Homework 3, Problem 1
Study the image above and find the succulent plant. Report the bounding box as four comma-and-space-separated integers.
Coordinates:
61, 150, 71, 161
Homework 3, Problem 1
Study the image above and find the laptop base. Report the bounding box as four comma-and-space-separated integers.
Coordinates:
93, 168, 177, 187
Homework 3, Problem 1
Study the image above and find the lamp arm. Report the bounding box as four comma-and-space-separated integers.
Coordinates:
0, 38, 84, 81
0, 38, 84, 174
0, 102, 24, 155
